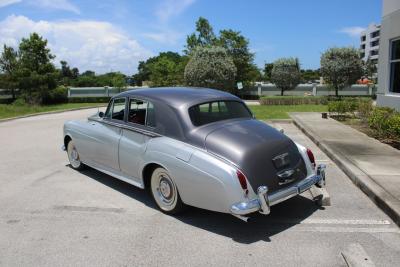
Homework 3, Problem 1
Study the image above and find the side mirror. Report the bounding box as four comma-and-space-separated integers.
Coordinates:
98, 111, 104, 118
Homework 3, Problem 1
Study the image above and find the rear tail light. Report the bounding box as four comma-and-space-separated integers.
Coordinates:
306, 148, 316, 169
236, 169, 248, 195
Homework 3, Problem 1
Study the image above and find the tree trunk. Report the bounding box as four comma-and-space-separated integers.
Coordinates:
281, 88, 284, 96
335, 86, 339, 97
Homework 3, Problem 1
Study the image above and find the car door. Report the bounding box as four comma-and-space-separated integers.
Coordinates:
118, 98, 156, 182
90, 97, 126, 171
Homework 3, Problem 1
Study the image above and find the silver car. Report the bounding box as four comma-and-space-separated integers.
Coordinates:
62, 87, 326, 221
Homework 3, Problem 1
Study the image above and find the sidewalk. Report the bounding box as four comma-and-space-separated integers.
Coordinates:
290, 112, 400, 226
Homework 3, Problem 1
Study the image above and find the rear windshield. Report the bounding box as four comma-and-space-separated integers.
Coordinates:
188, 100, 252, 126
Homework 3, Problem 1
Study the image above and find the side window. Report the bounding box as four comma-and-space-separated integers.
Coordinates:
111, 98, 126, 121
104, 100, 113, 119
128, 98, 156, 127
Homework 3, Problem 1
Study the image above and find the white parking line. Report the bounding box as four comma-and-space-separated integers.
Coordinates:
300, 218, 391, 225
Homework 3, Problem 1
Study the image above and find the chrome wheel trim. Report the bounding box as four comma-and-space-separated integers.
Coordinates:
151, 169, 178, 211
67, 141, 81, 169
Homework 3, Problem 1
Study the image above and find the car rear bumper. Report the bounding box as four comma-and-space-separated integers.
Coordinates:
230, 164, 326, 217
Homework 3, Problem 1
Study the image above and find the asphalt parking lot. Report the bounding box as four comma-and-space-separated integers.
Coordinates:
1, 108, 400, 266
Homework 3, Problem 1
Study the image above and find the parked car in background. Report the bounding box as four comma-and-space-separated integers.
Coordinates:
62, 87, 326, 221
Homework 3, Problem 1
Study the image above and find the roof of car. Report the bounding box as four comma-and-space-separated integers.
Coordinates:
115, 87, 240, 108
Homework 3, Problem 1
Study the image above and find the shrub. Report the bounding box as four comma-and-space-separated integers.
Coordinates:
42, 86, 68, 104
68, 97, 110, 103
368, 107, 397, 137
388, 114, 400, 139
12, 98, 26, 106
357, 98, 373, 121
259, 96, 324, 105
328, 101, 349, 117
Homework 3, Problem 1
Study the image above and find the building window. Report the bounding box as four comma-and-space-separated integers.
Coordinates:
361, 35, 366, 42
390, 38, 400, 93
361, 44, 366, 49
370, 50, 379, 56
371, 40, 379, 47
371, 31, 380, 38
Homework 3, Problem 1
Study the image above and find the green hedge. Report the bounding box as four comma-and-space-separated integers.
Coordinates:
368, 107, 400, 139
68, 97, 111, 103
259, 96, 325, 105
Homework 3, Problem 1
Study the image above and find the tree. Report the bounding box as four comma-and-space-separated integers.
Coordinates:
263, 63, 274, 81
17, 33, 57, 104
111, 73, 126, 90
60, 60, 72, 78
185, 17, 216, 54
271, 57, 301, 96
185, 18, 259, 86
217, 29, 258, 84
363, 57, 377, 83
71, 67, 79, 79
0, 45, 19, 99
133, 52, 187, 87
184, 46, 236, 92
300, 69, 321, 83
320, 47, 363, 96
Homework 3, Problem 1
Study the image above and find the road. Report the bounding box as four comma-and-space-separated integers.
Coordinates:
1, 109, 400, 266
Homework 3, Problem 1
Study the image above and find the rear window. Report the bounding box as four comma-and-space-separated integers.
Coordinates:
189, 101, 252, 126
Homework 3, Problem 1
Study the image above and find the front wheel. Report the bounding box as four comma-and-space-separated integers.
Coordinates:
67, 140, 85, 170
150, 167, 186, 214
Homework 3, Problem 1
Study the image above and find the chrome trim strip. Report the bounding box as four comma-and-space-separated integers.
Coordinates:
231, 165, 325, 216
88, 117, 161, 137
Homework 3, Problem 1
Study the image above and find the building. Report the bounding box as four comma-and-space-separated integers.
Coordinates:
360, 23, 381, 65
376, 0, 400, 111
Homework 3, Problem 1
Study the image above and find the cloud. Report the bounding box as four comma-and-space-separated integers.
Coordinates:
28, 0, 80, 14
0, 15, 153, 74
142, 30, 183, 45
155, 0, 196, 22
339, 26, 366, 38
0, 0, 21, 8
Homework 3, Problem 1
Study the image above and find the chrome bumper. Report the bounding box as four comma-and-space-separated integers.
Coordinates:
231, 164, 326, 217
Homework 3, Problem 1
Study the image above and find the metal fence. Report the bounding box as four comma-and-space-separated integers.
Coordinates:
68, 86, 146, 98
1, 84, 376, 100
245, 83, 376, 96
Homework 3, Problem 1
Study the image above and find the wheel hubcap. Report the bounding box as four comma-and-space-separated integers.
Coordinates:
151, 171, 178, 211
68, 142, 81, 168
159, 177, 173, 200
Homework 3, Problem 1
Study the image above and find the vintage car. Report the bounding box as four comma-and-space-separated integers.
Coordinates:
62, 87, 326, 221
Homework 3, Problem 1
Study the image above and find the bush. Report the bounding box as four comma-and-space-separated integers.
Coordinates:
68, 97, 111, 103
12, 98, 27, 106
368, 107, 398, 138
328, 101, 349, 117
42, 86, 68, 105
357, 98, 373, 121
259, 96, 324, 105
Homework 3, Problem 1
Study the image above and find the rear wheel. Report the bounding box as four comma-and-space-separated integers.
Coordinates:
67, 140, 85, 170
150, 167, 185, 214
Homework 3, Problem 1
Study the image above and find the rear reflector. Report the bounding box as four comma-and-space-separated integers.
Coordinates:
236, 169, 248, 190
306, 148, 316, 169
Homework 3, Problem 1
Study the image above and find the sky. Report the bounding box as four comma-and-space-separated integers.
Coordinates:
0, 0, 382, 75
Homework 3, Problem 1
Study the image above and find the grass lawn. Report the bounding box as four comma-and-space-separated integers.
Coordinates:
0, 103, 106, 120
0, 102, 328, 121
249, 104, 328, 120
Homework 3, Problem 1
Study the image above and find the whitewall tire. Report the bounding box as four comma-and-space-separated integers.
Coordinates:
150, 167, 185, 214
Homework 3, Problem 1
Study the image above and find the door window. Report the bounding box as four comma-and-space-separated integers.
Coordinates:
105, 98, 126, 121
128, 99, 156, 127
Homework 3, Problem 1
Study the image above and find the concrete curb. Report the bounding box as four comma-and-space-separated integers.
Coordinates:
264, 119, 293, 123
291, 114, 400, 227
0, 105, 106, 123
